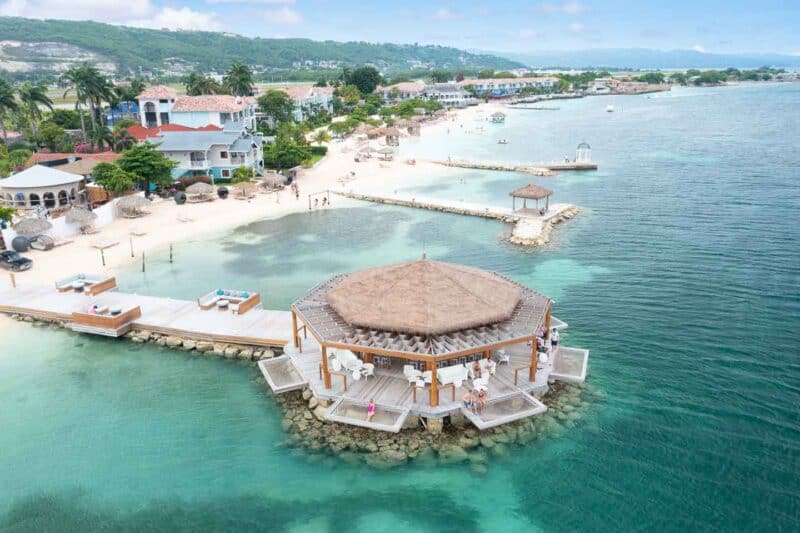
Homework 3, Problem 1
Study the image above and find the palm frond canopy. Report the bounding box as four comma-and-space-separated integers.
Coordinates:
14, 217, 52, 237
65, 206, 97, 225
186, 182, 214, 194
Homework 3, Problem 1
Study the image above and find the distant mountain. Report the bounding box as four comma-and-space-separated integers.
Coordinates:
0, 17, 522, 77
492, 48, 800, 70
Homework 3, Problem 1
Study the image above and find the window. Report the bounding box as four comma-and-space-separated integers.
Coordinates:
14, 192, 26, 207
160, 112, 170, 125
58, 190, 69, 206
220, 151, 228, 159
159, 99, 168, 104
43, 192, 56, 208
29, 193, 40, 206
221, 169, 230, 178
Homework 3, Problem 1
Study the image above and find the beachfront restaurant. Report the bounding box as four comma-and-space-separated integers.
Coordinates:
273, 258, 589, 431
0, 165, 87, 212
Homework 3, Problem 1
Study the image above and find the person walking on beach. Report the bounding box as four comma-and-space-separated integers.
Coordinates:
366, 399, 376, 422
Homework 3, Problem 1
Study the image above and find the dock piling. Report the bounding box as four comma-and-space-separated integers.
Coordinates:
142, 251, 145, 273
129, 237, 134, 258
169, 244, 173, 264
9, 273, 16, 288
100, 248, 106, 267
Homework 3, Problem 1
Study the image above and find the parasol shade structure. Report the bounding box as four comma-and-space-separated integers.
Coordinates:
65, 206, 97, 225
13, 217, 52, 237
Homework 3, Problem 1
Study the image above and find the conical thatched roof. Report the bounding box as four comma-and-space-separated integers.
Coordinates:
260, 175, 285, 189
234, 181, 256, 193
186, 182, 213, 194
117, 195, 149, 209
377, 147, 395, 155
14, 217, 52, 237
384, 126, 401, 136
325, 258, 523, 335
510, 184, 552, 200
65, 206, 97, 225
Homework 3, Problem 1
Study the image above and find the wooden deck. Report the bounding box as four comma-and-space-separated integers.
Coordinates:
264, 326, 588, 431
0, 282, 293, 348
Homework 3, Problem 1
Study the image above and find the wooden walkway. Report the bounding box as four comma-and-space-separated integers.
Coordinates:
432, 159, 597, 172
0, 281, 293, 348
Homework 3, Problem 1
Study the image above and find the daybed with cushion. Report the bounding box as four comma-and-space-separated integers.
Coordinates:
437, 364, 469, 387
55, 274, 117, 296
197, 289, 261, 315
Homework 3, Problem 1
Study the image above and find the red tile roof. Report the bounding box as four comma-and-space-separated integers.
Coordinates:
136, 85, 178, 100
171, 95, 251, 113
27, 152, 122, 165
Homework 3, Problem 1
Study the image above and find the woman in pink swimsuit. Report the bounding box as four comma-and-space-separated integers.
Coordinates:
366, 399, 376, 422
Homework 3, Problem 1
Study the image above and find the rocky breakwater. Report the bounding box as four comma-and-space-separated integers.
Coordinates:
125, 329, 281, 362
266, 378, 600, 472
508, 206, 580, 247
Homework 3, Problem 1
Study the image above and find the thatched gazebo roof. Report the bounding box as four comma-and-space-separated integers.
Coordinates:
186, 182, 213, 194
325, 259, 523, 336
14, 217, 52, 237
65, 206, 97, 225
116, 195, 150, 217
384, 126, 401, 137
510, 184, 552, 200
260, 175, 285, 189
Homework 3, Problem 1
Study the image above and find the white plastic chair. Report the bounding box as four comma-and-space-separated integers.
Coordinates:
495, 349, 510, 365
362, 363, 375, 379
473, 376, 489, 392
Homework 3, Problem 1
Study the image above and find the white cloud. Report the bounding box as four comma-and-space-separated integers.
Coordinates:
132, 7, 223, 31
431, 8, 463, 21
692, 44, 706, 53
517, 28, 538, 39
0, 0, 152, 22
568, 22, 585, 34
539, 2, 587, 15
207, 0, 293, 4
791, 50, 800, 57
0, 0, 221, 31
264, 6, 302, 24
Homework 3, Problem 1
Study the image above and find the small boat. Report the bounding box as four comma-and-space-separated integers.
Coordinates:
497, 139, 508, 145
606, 104, 615, 113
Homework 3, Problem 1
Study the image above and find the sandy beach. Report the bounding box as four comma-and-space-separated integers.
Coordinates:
3, 102, 507, 298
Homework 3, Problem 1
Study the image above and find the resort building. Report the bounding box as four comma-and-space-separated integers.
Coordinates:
126, 123, 222, 143
459, 77, 560, 97
0, 165, 87, 211
151, 124, 264, 181
261, 258, 589, 431
586, 78, 619, 94
376, 82, 426, 102
282, 85, 335, 122
136, 86, 257, 131
421, 83, 477, 108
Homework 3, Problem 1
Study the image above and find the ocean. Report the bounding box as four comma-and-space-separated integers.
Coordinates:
0, 83, 798, 531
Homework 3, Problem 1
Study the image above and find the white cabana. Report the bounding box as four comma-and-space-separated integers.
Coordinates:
0, 165, 86, 210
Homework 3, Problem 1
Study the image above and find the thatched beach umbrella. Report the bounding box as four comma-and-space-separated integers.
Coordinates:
233, 181, 257, 198
260, 175, 285, 190
14, 217, 52, 237
185, 182, 213, 194
65, 206, 97, 226
117, 195, 150, 218
377, 147, 395, 161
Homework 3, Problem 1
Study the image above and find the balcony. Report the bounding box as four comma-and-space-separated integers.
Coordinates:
189, 159, 209, 169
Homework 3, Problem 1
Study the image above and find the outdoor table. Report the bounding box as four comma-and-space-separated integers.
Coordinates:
216, 299, 230, 311
72, 281, 85, 292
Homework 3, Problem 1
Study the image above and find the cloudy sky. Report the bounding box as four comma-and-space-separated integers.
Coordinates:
1, 0, 798, 55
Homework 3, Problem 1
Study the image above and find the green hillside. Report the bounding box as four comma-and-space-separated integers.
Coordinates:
0, 17, 522, 75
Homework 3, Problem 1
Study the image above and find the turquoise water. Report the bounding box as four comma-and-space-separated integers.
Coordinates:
2, 83, 799, 531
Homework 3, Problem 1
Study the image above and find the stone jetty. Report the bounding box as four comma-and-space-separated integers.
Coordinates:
433, 159, 555, 176
333, 190, 578, 247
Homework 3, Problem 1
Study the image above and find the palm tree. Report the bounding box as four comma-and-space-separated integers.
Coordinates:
313, 129, 331, 145
112, 126, 136, 153
223, 62, 254, 97
0, 77, 19, 142
89, 124, 114, 152
17, 82, 53, 136
185, 72, 223, 96
61, 65, 90, 140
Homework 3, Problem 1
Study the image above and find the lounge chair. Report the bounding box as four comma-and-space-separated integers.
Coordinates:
404, 365, 422, 383
473, 376, 489, 392
438, 364, 469, 387
335, 350, 364, 372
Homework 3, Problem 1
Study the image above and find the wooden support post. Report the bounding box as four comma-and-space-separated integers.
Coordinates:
291, 309, 300, 350
129, 237, 134, 258
483, 350, 490, 359
545, 303, 552, 339
169, 244, 173, 264
429, 361, 439, 407
321, 344, 331, 389
100, 248, 106, 266
364, 352, 373, 364
9, 272, 16, 288
529, 338, 538, 382
141, 252, 145, 273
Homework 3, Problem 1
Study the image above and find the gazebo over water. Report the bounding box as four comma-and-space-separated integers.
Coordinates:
510, 184, 552, 213
291, 258, 553, 408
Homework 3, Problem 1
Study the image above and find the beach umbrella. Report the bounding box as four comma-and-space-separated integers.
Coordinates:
185, 182, 214, 194
260, 175, 285, 190
13, 217, 52, 237
377, 147, 395, 155
65, 206, 97, 225
234, 181, 256, 197
117, 195, 150, 217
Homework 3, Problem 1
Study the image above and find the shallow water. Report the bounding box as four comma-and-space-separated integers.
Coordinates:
1, 83, 799, 531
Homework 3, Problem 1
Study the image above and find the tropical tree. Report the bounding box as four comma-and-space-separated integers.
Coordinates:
337, 84, 361, 106
0, 206, 16, 223
312, 129, 331, 145
92, 162, 136, 195
117, 142, 177, 197
263, 139, 311, 171
346, 66, 382, 94
89, 124, 114, 152
257, 89, 295, 125
223, 62, 254, 96
61, 65, 90, 140
36, 120, 68, 152
231, 165, 251, 183
0, 76, 19, 141
184, 72, 223, 96
113, 78, 146, 103
112, 126, 136, 153
17, 82, 53, 136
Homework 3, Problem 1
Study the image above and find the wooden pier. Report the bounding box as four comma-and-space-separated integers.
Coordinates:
332, 190, 579, 246
432, 159, 597, 173
0, 281, 293, 348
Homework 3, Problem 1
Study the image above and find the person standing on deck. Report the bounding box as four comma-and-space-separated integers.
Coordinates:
366, 399, 376, 422
551, 329, 560, 352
